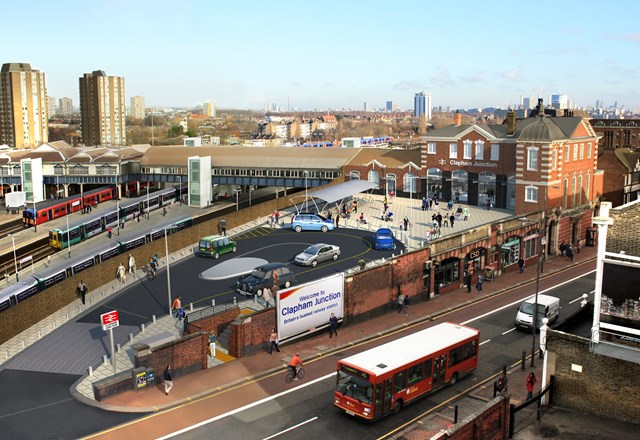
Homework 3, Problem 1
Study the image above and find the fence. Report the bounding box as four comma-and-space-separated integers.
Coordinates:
509, 375, 555, 438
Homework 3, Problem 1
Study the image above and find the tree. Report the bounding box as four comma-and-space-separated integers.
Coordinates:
167, 125, 184, 138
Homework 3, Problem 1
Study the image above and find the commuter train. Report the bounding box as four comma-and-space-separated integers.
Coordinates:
0, 215, 193, 313
49, 185, 186, 249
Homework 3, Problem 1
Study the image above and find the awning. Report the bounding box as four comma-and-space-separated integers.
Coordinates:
290, 180, 377, 214
500, 240, 519, 252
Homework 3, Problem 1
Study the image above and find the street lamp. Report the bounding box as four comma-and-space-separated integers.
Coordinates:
146, 184, 150, 219
178, 175, 182, 206
9, 234, 18, 282
304, 170, 309, 212
32, 199, 37, 232
165, 227, 172, 315
116, 162, 121, 236
66, 216, 71, 259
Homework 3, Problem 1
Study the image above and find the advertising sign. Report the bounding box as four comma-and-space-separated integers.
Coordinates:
277, 273, 344, 342
600, 259, 640, 334
100, 310, 120, 331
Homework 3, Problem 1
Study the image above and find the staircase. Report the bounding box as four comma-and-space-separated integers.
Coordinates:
216, 324, 231, 350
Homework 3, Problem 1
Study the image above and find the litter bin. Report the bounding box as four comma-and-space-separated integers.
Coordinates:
586, 227, 597, 247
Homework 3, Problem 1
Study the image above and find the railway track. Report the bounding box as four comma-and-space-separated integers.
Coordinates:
0, 218, 27, 238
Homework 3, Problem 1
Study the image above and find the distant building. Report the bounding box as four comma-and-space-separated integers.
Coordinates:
386, 101, 394, 112
551, 94, 568, 110
130, 96, 145, 119
523, 97, 534, 110
414, 91, 432, 120
47, 96, 57, 117
363, 101, 367, 112
203, 101, 216, 117
0, 63, 49, 148
59, 97, 73, 118
79, 70, 126, 147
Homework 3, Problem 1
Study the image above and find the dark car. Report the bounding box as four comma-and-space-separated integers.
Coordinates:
236, 262, 296, 297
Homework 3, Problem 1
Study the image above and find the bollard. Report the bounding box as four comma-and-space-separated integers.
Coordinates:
88, 366, 93, 376
117, 343, 121, 353
101, 292, 105, 297
65, 313, 69, 321
21, 340, 25, 348
212, 299, 216, 308
152, 315, 156, 323
90, 298, 94, 305
38, 330, 41, 339
141, 323, 145, 332
52, 321, 56, 329
129, 333, 134, 341
190, 303, 194, 312
103, 354, 108, 364
4, 352, 8, 359
454, 405, 458, 423
233, 297, 237, 306
253, 295, 257, 304
521, 351, 526, 369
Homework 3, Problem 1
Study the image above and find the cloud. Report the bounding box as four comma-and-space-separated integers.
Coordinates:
393, 80, 426, 90
458, 71, 486, 84
430, 65, 454, 87
498, 69, 524, 81
290, 82, 302, 87
608, 33, 640, 41
321, 82, 335, 88
530, 47, 588, 56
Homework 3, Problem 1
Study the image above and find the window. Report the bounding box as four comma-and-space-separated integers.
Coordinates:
525, 185, 538, 202
368, 170, 380, 188
579, 143, 584, 160
573, 144, 578, 161
588, 142, 592, 159
435, 257, 460, 289
423, 359, 433, 377
552, 149, 558, 170
349, 170, 360, 180
527, 147, 538, 171
407, 364, 423, 385
571, 176, 577, 207
563, 178, 568, 208
578, 175, 583, 205
586, 173, 591, 201
475, 141, 484, 160
393, 371, 407, 393
490, 144, 499, 161
523, 231, 538, 258
427, 142, 436, 154
463, 141, 472, 159
449, 143, 458, 159
564, 145, 569, 162
501, 238, 520, 267
403, 172, 417, 193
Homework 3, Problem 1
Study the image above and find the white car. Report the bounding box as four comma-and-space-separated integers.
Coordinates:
294, 243, 341, 267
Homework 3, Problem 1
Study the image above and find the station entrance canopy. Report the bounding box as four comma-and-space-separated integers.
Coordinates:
292, 179, 377, 213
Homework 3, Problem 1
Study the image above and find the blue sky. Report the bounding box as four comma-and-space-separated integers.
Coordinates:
6, 0, 640, 111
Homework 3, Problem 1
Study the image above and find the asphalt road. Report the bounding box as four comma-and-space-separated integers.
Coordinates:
0, 225, 404, 440
159, 271, 596, 440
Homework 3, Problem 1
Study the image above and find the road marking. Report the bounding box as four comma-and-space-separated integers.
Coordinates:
0, 397, 75, 419
479, 339, 491, 345
262, 417, 319, 440
155, 373, 335, 440
502, 327, 517, 335
461, 270, 596, 325
569, 289, 594, 304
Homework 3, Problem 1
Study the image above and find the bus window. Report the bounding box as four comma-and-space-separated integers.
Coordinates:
336, 370, 373, 404
423, 358, 432, 377
393, 371, 406, 393
408, 364, 423, 385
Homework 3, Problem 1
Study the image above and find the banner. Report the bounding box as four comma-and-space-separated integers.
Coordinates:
277, 273, 344, 342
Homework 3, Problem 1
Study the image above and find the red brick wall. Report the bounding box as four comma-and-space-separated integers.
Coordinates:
135, 331, 208, 379
184, 306, 240, 337
228, 308, 276, 358
437, 396, 509, 440
596, 149, 626, 207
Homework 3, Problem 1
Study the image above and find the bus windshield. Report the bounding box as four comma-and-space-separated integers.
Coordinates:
337, 370, 373, 404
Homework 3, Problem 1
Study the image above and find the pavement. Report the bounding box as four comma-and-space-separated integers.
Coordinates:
1, 193, 635, 438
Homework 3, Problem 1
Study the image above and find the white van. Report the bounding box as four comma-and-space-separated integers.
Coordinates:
514, 294, 560, 331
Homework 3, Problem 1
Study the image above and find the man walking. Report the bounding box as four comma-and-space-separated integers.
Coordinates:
329, 313, 339, 338
476, 273, 484, 294
220, 218, 227, 236
128, 254, 136, 274
403, 295, 410, 316
518, 257, 525, 273
163, 365, 173, 396
76, 280, 88, 305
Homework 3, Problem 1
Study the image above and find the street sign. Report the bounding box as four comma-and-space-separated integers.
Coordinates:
100, 310, 120, 331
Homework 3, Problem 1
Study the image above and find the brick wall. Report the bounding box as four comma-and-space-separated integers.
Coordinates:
228, 308, 276, 358
134, 331, 208, 379
439, 396, 509, 440
92, 371, 134, 401
183, 306, 241, 337
546, 330, 640, 424
608, 200, 640, 255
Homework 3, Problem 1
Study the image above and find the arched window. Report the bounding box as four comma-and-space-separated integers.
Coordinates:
571, 176, 577, 207
426, 168, 442, 198
586, 172, 591, 202
403, 172, 417, 193
386, 173, 397, 195
349, 170, 360, 180
563, 178, 568, 208
368, 170, 380, 188
451, 169, 468, 202
577, 175, 583, 205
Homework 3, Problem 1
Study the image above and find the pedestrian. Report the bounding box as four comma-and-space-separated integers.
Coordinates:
463, 207, 470, 221
436, 213, 443, 228
476, 273, 484, 294
107, 226, 113, 239
163, 365, 173, 395
220, 218, 227, 236
449, 213, 455, 228
384, 202, 388, 213
518, 257, 525, 273
263, 285, 274, 308
172, 295, 183, 320
397, 292, 404, 313
429, 198, 434, 210
559, 241, 566, 256
465, 272, 472, 293
383, 196, 388, 207
275, 210, 280, 225
268, 328, 280, 355
359, 212, 366, 224
162, 206, 167, 216
352, 198, 358, 213
575, 240, 581, 254
485, 198, 491, 210
329, 312, 339, 338
422, 197, 427, 211
335, 211, 340, 228
272, 269, 280, 289
403, 295, 410, 316
76, 280, 88, 305
116, 263, 126, 284
566, 245, 574, 262
128, 253, 136, 274
526, 372, 537, 400
403, 216, 409, 231
455, 190, 460, 203
137, 211, 141, 222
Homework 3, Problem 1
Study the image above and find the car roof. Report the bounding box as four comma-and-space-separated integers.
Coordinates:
376, 228, 393, 234
255, 262, 289, 270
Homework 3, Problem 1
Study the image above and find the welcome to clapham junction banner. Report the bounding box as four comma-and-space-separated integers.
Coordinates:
277, 273, 344, 342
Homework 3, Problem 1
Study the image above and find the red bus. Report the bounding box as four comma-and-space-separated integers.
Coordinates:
334, 322, 480, 420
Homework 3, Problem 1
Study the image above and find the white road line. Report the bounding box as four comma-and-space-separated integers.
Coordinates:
156, 372, 336, 440
569, 289, 595, 304
502, 328, 517, 335
479, 339, 491, 345
461, 270, 596, 326
262, 417, 319, 440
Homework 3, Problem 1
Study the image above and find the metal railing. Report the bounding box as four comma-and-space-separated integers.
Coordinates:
509, 375, 555, 438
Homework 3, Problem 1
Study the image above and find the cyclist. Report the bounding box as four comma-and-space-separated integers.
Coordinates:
149, 256, 158, 279
288, 353, 304, 380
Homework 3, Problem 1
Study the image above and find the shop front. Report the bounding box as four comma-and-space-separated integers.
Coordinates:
434, 257, 460, 295
500, 236, 521, 272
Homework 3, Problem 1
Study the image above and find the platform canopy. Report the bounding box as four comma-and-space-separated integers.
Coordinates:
291, 180, 377, 214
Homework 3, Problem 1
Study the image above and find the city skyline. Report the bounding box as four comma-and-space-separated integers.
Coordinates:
5, 0, 640, 111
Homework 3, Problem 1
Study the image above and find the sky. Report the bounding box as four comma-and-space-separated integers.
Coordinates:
6, 0, 640, 111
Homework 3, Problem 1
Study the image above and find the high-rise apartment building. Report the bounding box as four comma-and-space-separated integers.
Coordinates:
551, 94, 568, 110
414, 91, 432, 120
0, 63, 49, 148
59, 97, 73, 117
130, 96, 145, 119
79, 70, 126, 147
386, 101, 394, 112
202, 101, 216, 117
47, 96, 57, 117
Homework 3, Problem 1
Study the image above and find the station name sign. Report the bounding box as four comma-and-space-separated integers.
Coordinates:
449, 159, 498, 168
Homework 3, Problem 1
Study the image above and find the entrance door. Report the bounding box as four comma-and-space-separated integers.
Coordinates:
432, 354, 447, 389
379, 378, 392, 416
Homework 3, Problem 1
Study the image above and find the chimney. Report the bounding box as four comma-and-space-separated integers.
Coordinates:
454, 110, 462, 126
506, 111, 517, 135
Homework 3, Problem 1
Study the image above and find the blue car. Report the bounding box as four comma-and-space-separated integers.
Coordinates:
290, 213, 335, 232
374, 228, 396, 250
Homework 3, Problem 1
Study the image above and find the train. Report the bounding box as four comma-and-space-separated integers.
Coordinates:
0, 214, 193, 313
49, 185, 186, 250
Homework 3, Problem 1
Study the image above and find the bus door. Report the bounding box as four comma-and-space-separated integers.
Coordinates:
375, 378, 393, 417
432, 354, 447, 389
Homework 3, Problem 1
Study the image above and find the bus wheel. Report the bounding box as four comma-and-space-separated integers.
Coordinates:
450, 373, 459, 385
392, 399, 403, 413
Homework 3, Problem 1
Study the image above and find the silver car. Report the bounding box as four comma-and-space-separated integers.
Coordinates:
294, 243, 341, 267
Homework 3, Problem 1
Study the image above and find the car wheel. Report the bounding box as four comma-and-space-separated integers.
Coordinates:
311, 259, 318, 267
232, 246, 237, 253
392, 399, 403, 413
295, 225, 302, 232
214, 252, 219, 260
332, 253, 339, 261
450, 372, 459, 385
284, 280, 291, 288
321, 225, 328, 232
256, 289, 263, 297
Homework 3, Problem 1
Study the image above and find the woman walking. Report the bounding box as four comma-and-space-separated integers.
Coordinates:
268, 328, 280, 355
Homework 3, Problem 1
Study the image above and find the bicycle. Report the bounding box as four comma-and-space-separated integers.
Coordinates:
355, 195, 374, 206
146, 264, 157, 280
285, 365, 305, 383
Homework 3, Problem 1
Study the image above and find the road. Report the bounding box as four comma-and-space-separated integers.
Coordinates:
88, 269, 596, 440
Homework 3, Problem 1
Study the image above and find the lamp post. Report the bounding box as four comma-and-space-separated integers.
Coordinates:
178, 175, 182, 206
32, 199, 37, 232
304, 170, 309, 212
9, 234, 18, 282
146, 184, 150, 219
236, 185, 239, 211
116, 162, 121, 236
165, 227, 172, 315
66, 216, 71, 259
